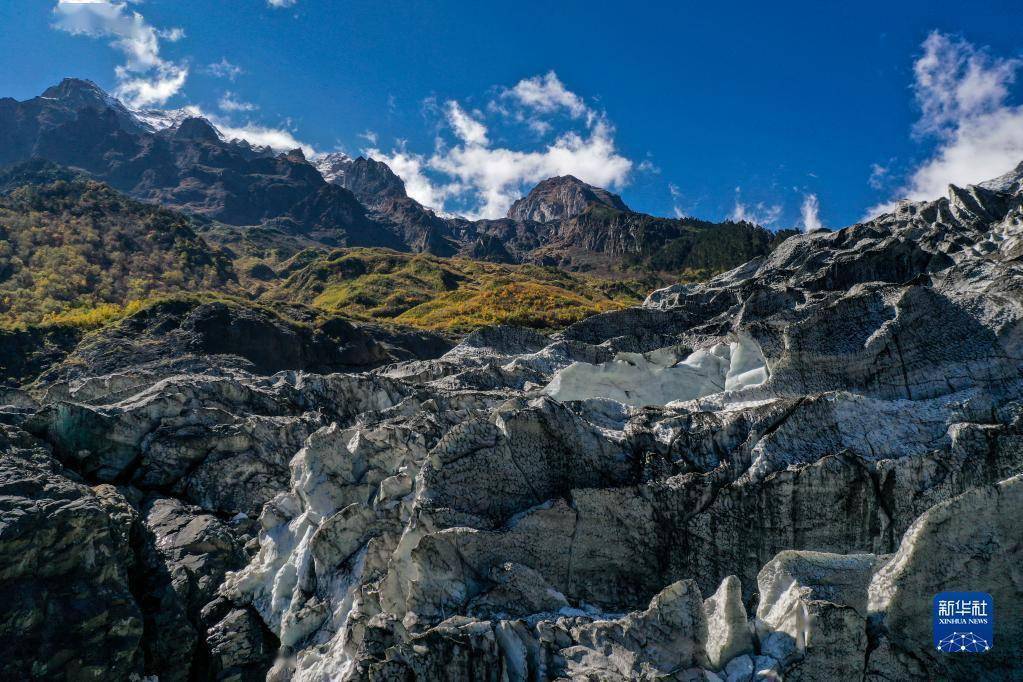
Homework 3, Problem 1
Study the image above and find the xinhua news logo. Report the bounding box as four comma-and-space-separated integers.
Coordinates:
933, 592, 994, 653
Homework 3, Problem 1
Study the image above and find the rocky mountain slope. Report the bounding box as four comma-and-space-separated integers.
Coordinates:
0, 162, 650, 337
313, 157, 797, 275
2, 78, 792, 278
2, 151, 1022, 681
263, 247, 647, 332
1, 79, 394, 247
314, 153, 459, 256
0, 161, 237, 324
506, 175, 630, 223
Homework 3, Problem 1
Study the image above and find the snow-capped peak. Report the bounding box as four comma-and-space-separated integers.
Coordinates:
130, 106, 207, 133
313, 151, 353, 184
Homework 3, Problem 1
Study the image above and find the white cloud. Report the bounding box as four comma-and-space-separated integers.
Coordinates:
868, 163, 889, 190
368, 72, 633, 219
267, 0, 297, 7
730, 188, 781, 226
359, 130, 379, 145
364, 143, 462, 210
800, 193, 823, 232
116, 66, 188, 108
53, 0, 188, 107
505, 71, 591, 120
867, 31, 1023, 217
159, 27, 186, 42
638, 158, 660, 174
171, 105, 316, 157
52, 2, 314, 155
429, 119, 631, 219
445, 101, 489, 146
527, 118, 552, 136
214, 117, 315, 156
912, 32, 1019, 136
205, 58, 244, 81
218, 91, 257, 112
668, 182, 685, 218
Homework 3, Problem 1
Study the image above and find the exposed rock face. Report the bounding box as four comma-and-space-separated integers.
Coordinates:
2, 297, 452, 387
314, 153, 461, 256
0, 427, 143, 680
867, 474, 1023, 679
138, 496, 248, 682
704, 575, 753, 669
507, 175, 630, 223
314, 154, 406, 205
0, 81, 393, 247
2, 164, 1023, 680
2, 80, 794, 273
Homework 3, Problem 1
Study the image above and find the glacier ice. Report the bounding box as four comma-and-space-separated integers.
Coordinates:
543, 334, 769, 407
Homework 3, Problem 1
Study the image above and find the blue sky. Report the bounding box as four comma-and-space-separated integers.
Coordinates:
1, 1, 1021, 226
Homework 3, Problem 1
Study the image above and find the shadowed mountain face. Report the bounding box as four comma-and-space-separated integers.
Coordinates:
507, 174, 630, 223
315, 153, 407, 205
315, 153, 461, 256
313, 154, 795, 274
1, 79, 794, 277
0, 79, 396, 247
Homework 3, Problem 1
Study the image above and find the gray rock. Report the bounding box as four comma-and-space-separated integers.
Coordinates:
0, 428, 143, 679
724, 654, 754, 682
561, 579, 710, 678
139, 496, 247, 682
202, 600, 279, 682
704, 575, 754, 669
867, 474, 1023, 679
755, 550, 883, 681
507, 174, 630, 223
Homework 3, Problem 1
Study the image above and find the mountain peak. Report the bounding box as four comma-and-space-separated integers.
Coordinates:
37, 78, 150, 136
314, 154, 407, 204
39, 78, 126, 117
979, 160, 1023, 194
41, 77, 107, 100
173, 116, 222, 142
508, 175, 629, 222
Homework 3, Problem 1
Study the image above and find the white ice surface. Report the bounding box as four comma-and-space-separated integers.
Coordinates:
543, 335, 768, 407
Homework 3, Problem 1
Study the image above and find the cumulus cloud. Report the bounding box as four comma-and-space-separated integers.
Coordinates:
505, 71, 591, 120
116, 68, 188, 109
364, 143, 462, 210
52, 0, 188, 107
213, 116, 316, 156
867, 31, 1023, 217
800, 193, 823, 232
730, 188, 782, 226
445, 102, 489, 146
367, 72, 633, 218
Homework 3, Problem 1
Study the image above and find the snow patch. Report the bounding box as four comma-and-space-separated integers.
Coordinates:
543, 335, 769, 407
